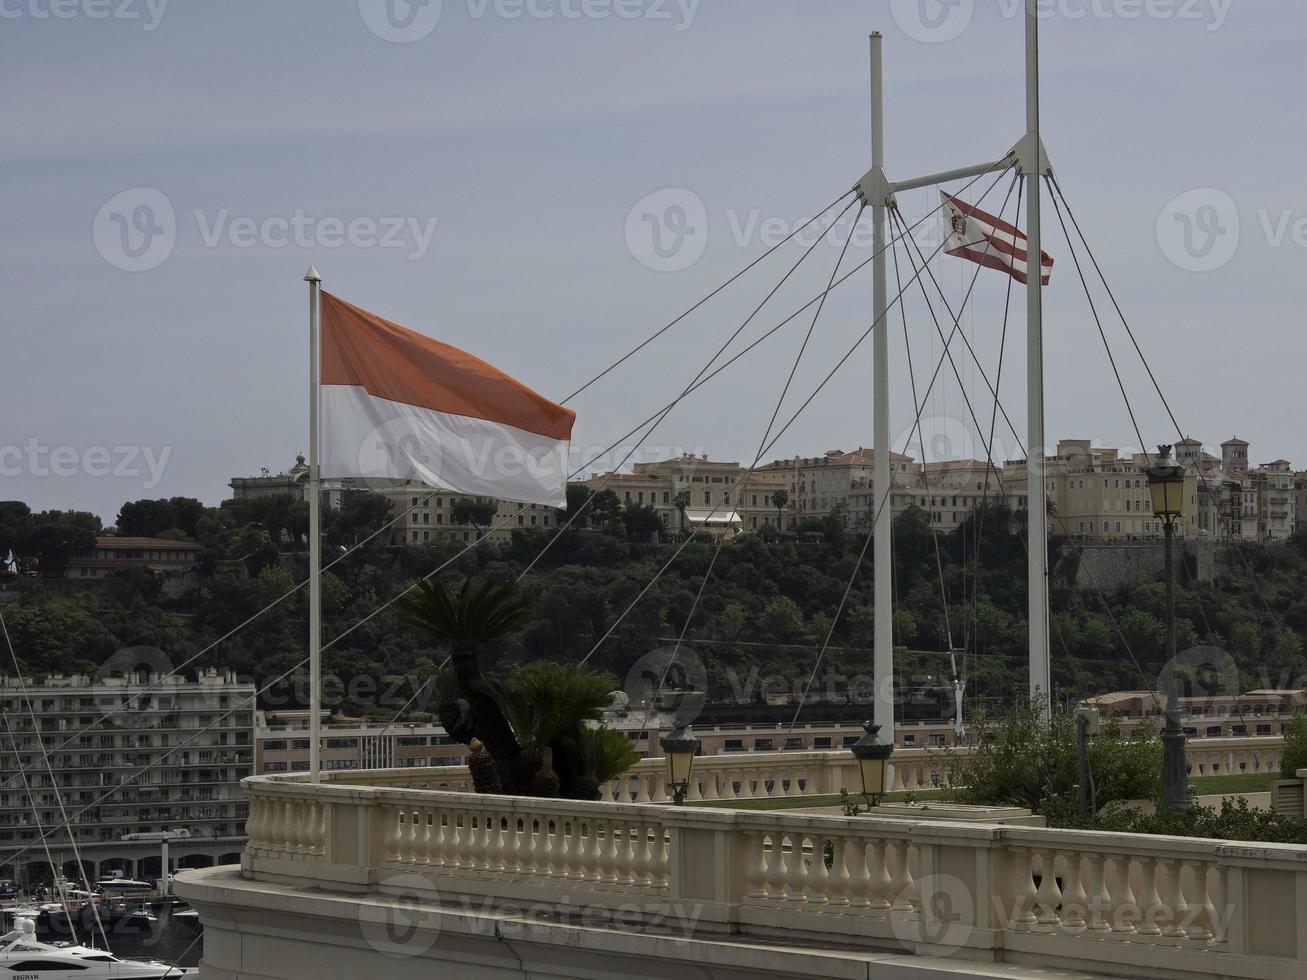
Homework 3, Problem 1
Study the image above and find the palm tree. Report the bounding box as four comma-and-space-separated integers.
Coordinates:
770, 488, 790, 530
673, 490, 691, 535
396, 578, 532, 792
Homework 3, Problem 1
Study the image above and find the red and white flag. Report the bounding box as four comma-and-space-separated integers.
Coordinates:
940, 192, 1053, 285
320, 292, 576, 508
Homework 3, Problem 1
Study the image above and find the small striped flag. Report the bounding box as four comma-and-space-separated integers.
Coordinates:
941, 191, 1053, 285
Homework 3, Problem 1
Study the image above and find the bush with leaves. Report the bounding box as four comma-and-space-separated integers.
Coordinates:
1280, 712, 1307, 780
928, 697, 1161, 816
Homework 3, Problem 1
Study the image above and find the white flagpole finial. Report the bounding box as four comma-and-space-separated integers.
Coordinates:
304, 265, 321, 282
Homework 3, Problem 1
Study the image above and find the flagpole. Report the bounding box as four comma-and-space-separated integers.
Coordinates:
305, 265, 323, 782
869, 32, 895, 749
1023, 3, 1052, 717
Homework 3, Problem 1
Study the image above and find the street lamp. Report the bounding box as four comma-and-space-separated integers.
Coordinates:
850, 721, 894, 807
661, 725, 700, 806
1147, 444, 1191, 811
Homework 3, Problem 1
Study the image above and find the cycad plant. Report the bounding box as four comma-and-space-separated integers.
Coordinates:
397, 577, 532, 793
398, 577, 637, 798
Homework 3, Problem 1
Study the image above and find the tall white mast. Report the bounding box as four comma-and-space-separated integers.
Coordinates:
869, 33, 895, 747
305, 265, 323, 781
1023, 4, 1052, 715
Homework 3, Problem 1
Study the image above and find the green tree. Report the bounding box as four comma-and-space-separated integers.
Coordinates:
1281, 713, 1307, 780
451, 499, 499, 539
769, 488, 789, 529
761, 595, 803, 642
931, 698, 1161, 817
620, 503, 663, 542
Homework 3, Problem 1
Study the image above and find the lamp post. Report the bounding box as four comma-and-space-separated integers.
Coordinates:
661, 725, 700, 806
850, 721, 894, 807
1147, 444, 1191, 811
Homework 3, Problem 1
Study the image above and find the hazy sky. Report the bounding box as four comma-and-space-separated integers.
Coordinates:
4, 0, 1303, 524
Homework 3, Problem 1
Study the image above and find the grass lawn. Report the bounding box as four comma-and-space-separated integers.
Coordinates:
1189, 772, 1274, 795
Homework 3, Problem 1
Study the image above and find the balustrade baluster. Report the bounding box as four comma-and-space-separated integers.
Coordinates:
1085, 851, 1112, 939
1136, 856, 1164, 940
846, 837, 871, 910
1208, 863, 1229, 952
784, 834, 806, 905
1108, 854, 1137, 940
1010, 848, 1038, 929
1184, 860, 1213, 947
1034, 849, 1063, 930
868, 839, 892, 912
825, 836, 851, 910
1160, 859, 1188, 945
1060, 852, 1086, 933
890, 840, 913, 913
763, 832, 786, 903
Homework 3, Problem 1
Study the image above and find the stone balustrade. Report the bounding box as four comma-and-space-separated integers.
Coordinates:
321, 734, 1283, 807
238, 769, 1307, 980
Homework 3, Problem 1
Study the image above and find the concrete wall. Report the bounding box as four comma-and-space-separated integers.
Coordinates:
1060, 539, 1219, 593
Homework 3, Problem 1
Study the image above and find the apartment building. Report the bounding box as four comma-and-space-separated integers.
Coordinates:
583, 454, 775, 538
1177, 437, 1295, 543
256, 720, 469, 774
1004, 439, 1200, 541
916, 459, 1006, 531
752, 448, 919, 528
0, 668, 254, 877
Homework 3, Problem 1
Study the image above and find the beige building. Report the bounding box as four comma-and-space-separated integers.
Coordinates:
915, 459, 1006, 531
1177, 437, 1295, 543
584, 454, 774, 538
1004, 439, 1200, 541
752, 448, 918, 529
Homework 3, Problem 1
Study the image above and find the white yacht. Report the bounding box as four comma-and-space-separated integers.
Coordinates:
0, 917, 193, 978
